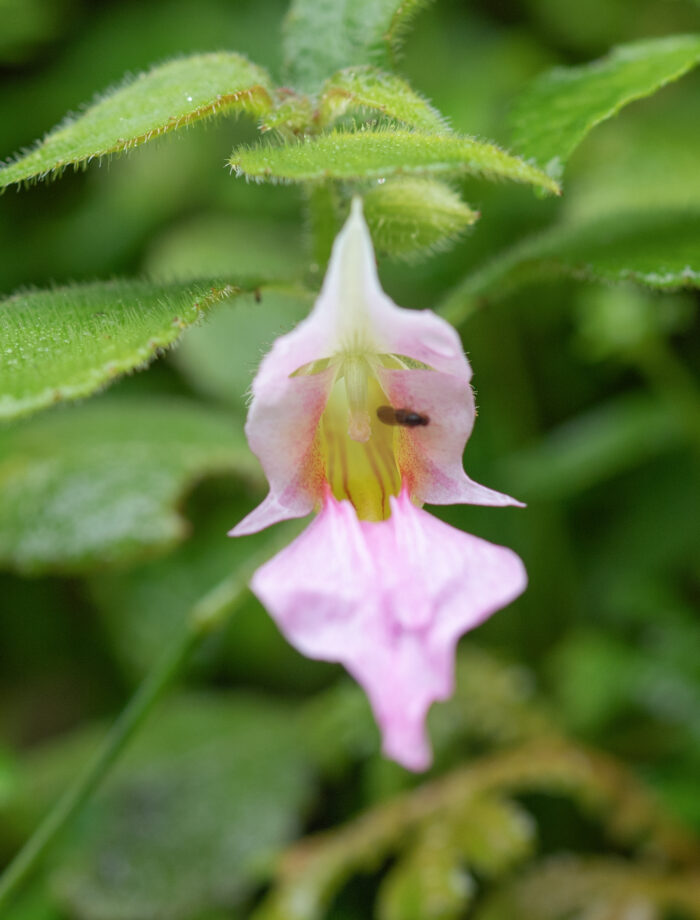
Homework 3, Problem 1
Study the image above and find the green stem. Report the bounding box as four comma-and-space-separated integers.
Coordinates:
0, 565, 254, 911
306, 182, 339, 279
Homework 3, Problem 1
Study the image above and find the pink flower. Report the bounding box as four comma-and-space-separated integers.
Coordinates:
230, 199, 526, 770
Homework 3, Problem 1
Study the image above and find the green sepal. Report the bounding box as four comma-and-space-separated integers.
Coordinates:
362, 178, 478, 260
319, 66, 448, 132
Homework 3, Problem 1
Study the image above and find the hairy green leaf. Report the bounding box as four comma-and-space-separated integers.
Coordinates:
0, 398, 260, 573
283, 0, 433, 92
511, 34, 700, 177
0, 279, 252, 420
362, 177, 478, 260
441, 208, 700, 322
230, 128, 561, 194
260, 94, 316, 136
319, 66, 448, 131
0, 53, 274, 188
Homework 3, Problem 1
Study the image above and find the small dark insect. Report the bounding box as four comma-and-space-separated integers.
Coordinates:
254, 288, 262, 304
376, 405, 430, 427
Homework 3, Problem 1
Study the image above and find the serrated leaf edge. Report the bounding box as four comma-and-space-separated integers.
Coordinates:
0, 54, 275, 189
228, 126, 562, 195
0, 283, 240, 421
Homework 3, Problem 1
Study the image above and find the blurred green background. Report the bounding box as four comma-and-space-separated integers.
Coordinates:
1, 0, 699, 918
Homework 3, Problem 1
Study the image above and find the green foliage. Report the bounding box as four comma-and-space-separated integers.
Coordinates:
0, 398, 260, 573
260, 651, 700, 919
0, 53, 274, 188
0, 0, 560, 268
256, 737, 699, 919
442, 208, 700, 321
378, 796, 535, 920
145, 215, 305, 284
1, 887, 62, 920
452, 796, 535, 878
0, 280, 249, 420
318, 66, 448, 132
475, 856, 700, 920
87, 499, 318, 689
427, 649, 555, 754
283, 0, 433, 92
261, 93, 316, 136
574, 284, 695, 360
502, 393, 685, 500
559, 103, 700, 221
285, 629, 698, 914
362, 178, 478, 260
2, 2, 700, 917
172, 288, 313, 414
5, 694, 313, 920
377, 824, 476, 920
552, 623, 700, 749
0, 0, 71, 65
511, 34, 700, 177
230, 127, 561, 193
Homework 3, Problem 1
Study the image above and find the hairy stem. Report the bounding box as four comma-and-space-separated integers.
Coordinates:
306, 182, 340, 278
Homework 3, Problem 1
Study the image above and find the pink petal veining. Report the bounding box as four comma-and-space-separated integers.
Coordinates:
229, 368, 333, 536
232, 200, 519, 535
376, 367, 523, 508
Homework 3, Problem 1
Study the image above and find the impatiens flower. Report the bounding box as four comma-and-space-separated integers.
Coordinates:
230, 198, 526, 770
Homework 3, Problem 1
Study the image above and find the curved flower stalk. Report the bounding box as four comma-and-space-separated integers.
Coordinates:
230, 199, 526, 771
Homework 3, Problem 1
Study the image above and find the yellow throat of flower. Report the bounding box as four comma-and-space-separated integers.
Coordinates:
319, 354, 402, 521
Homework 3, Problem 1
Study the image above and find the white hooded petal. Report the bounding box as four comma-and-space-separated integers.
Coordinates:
231, 199, 519, 535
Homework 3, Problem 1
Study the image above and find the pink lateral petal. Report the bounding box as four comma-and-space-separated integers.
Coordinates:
251, 490, 527, 771
231, 198, 517, 536
377, 367, 523, 508
230, 368, 334, 536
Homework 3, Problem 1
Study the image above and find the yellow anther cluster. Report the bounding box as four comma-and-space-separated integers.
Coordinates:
319, 355, 401, 520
